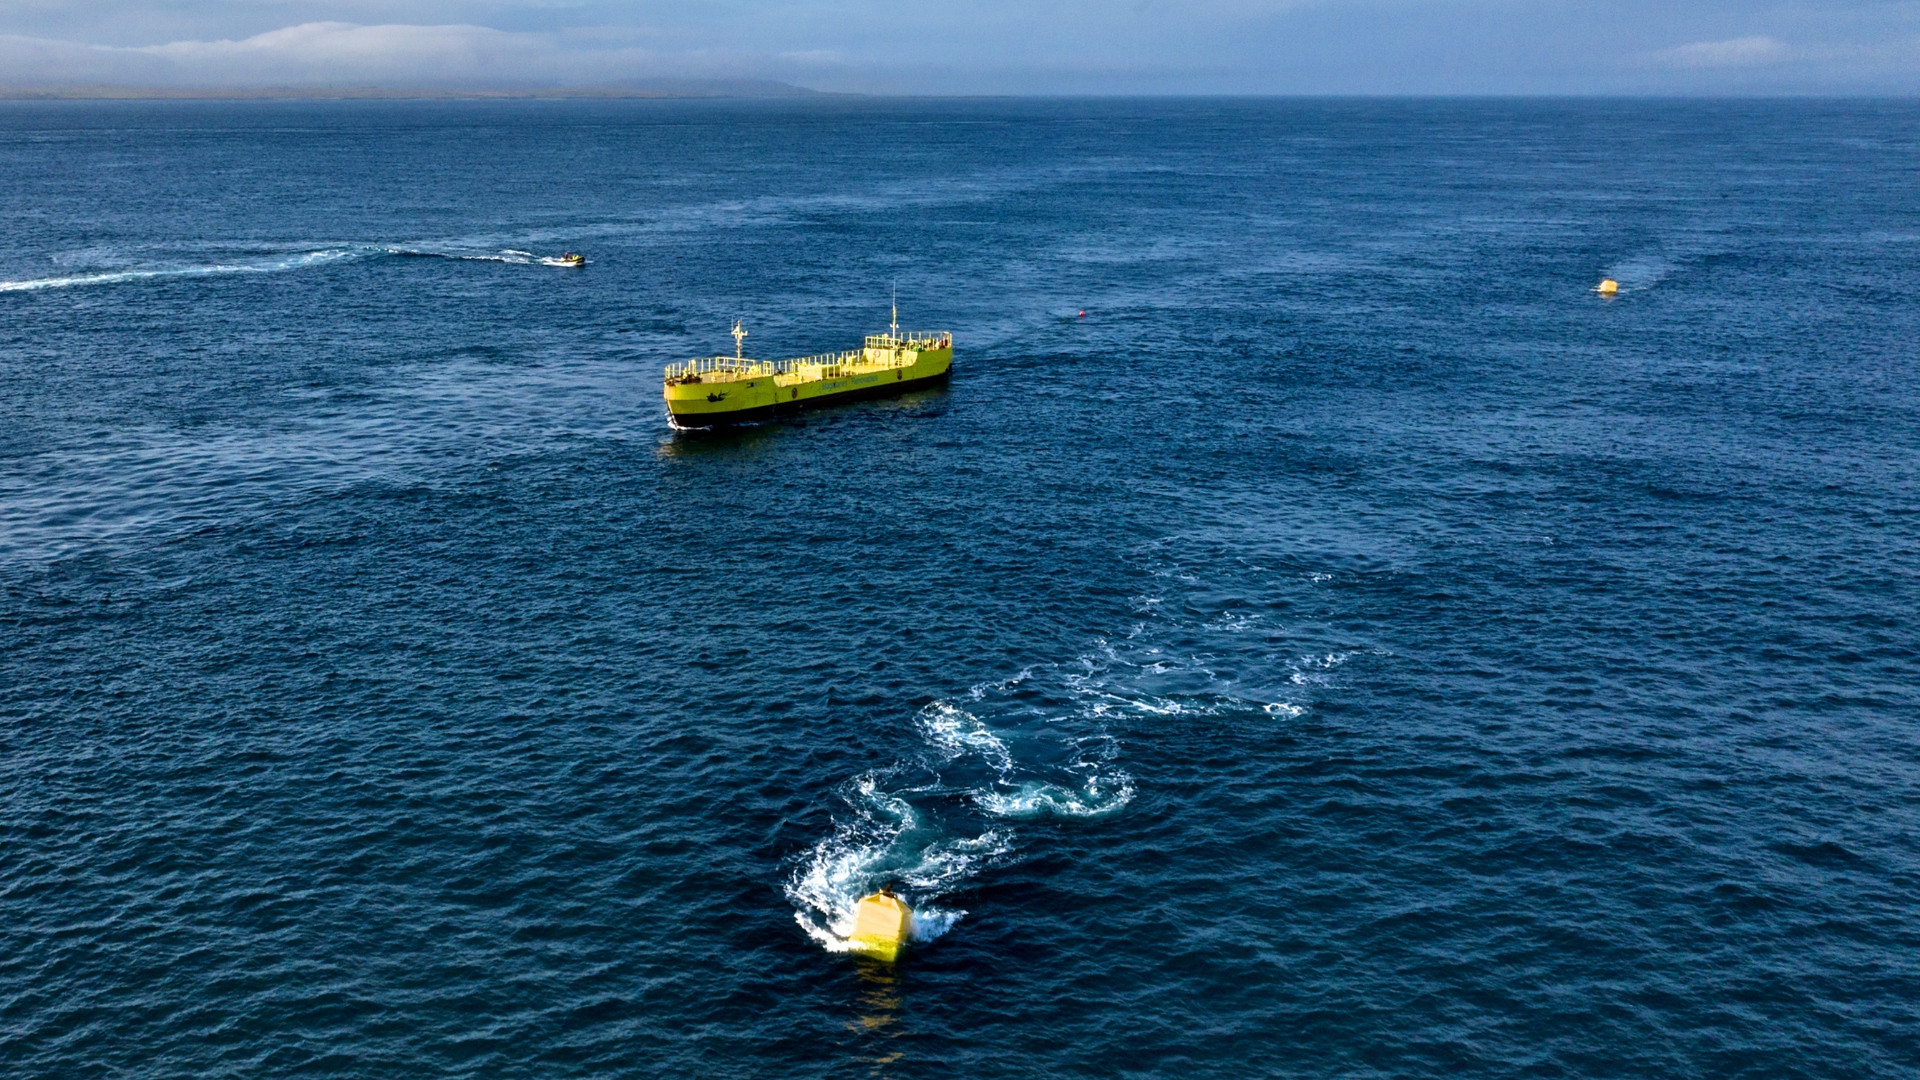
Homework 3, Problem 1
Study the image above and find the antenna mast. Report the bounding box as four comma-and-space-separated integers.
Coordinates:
732, 319, 747, 360
890, 282, 899, 340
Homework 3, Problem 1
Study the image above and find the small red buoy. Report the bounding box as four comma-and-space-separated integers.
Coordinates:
1078, 310, 1086, 318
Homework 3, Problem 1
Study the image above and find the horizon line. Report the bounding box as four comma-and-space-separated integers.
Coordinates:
2, 86, 1917, 102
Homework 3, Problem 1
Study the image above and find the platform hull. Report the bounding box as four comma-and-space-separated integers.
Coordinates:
667, 367, 949, 429
665, 337, 952, 429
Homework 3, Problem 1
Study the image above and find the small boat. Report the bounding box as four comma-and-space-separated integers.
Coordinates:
553, 252, 585, 267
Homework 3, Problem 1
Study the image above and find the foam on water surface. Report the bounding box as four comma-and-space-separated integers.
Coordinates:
0, 243, 590, 294
0, 249, 358, 292
975, 778, 1134, 820
785, 578, 1359, 955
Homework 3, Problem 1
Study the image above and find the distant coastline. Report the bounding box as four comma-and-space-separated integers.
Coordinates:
0, 80, 831, 101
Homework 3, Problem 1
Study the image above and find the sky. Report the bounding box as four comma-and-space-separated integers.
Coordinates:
0, 1, 1917, 94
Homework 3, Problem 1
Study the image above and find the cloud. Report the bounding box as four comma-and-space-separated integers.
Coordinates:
143, 21, 506, 62
1, 6, 1918, 94
778, 50, 845, 65
0, 22, 686, 87
1657, 35, 1790, 69
140, 22, 537, 82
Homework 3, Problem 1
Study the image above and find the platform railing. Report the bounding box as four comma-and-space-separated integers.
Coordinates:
665, 331, 952, 383
663, 356, 778, 383
866, 331, 951, 351
776, 349, 866, 375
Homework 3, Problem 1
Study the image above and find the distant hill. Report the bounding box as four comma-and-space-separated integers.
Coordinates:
0, 80, 832, 101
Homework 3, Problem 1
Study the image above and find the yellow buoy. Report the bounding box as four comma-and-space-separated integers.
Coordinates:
1596, 278, 1619, 295
848, 889, 913, 962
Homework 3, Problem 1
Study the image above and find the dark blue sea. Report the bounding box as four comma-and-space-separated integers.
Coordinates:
3, 98, 1918, 1078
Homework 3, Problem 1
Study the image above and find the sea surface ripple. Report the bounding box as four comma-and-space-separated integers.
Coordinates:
2, 99, 1917, 1078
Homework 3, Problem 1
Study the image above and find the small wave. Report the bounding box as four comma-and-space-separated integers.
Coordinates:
916, 701, 1013, 771
1288, 650, 1355, 687
907, 907, 967, 943
1081, 689, 1198, 717
977, 778, 1133, 820
1203, 611, 1261, 632
0, 249, 356, 293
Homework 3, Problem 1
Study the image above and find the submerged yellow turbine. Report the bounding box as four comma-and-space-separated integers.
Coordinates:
848, 889, 913, 962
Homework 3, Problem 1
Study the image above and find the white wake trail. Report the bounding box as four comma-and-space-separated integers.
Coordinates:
0, 249, 358, 292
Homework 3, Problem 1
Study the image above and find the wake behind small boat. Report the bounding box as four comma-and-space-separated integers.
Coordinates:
664, 309, 951, 428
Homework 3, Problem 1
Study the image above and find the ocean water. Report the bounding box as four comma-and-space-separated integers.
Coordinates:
2, 98, 1917, 1078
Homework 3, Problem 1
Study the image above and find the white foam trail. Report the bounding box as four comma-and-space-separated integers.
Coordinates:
786, 773, 1011, 952
795, 906, 973, 953
908, 908, 966, 943
1603, 254, 1678, 292
0, 249, 357, 292
791, 682, 1133, 955
2, 245, 590, 294
915, 701, 1013, 771
385, 247, 536, 264
789, 562, 1365, 956
386, 247, 581, 266
976, 778, 1134, 820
